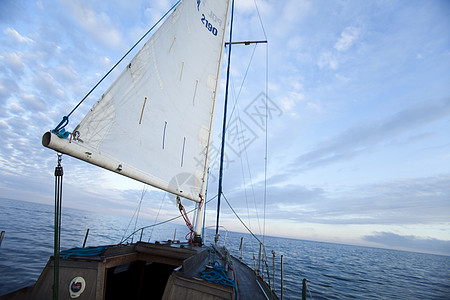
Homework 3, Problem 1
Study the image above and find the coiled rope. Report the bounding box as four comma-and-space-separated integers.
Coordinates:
200, 262, 238, 299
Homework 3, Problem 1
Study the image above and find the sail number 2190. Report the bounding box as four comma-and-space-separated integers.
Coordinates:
201, 14, 218, 36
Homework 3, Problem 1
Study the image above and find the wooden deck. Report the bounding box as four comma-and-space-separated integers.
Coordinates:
231, 256, 275, 300
1, 241, 278, 300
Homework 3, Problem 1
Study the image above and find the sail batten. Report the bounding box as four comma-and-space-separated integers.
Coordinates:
43, 0, 230, 203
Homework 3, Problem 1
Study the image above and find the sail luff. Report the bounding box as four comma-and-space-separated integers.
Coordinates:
194, 0, 232, 234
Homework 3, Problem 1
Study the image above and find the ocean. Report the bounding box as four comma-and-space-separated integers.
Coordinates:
1, 198, 449, 299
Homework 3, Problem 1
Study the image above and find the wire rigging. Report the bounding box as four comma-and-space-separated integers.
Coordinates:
121, 194, 218, 244
263, 32, 269, 245
253, 0, 267, 40
147, 192, 168, 242
222, 193, 272, 286
133, 185, 147, 239
120, 185, 147, 243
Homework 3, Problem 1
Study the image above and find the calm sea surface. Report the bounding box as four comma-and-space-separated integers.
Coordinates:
1, 198, 449, 299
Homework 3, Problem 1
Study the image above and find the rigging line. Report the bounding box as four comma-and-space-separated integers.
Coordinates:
53, 0, 181, 131
121, 194, 218, 244
148, 192, 167, 242
207, 43, 258, 172
221, 193, 272, 285
233, 99, 261, 236
236, 108, 252, 228
253, 0, 267, 40
228, 76, 262, 239
221, 193, 263, 246
132, 185, 147, 239
226, 43, 263, 237
235, 107, 259, 256
120, 187, 146, 243
263, 38, 269, 244
226, 43, 258, 131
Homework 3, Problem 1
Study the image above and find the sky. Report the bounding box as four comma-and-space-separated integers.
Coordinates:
0, 0, 449, 256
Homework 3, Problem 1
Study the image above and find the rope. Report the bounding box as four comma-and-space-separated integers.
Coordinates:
52, 0, 181, 134
263, 32, 269, 245
200, 263, 238, 299
253, 0, 267, 40
121, 185, 147, 243
222, 193, 262, 245
176, 196, 195, 242
132, 185, 147, 241
221, 193, 271, 287
147, 192, 168, 242
60, 246, 109, 259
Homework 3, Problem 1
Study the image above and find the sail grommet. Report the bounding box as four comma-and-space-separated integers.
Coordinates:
117, 164, 123, 171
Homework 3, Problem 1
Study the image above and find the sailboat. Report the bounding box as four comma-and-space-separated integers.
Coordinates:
1, 0, 279, 299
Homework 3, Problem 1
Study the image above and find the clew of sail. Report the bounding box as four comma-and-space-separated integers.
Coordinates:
42, 0, 230, 203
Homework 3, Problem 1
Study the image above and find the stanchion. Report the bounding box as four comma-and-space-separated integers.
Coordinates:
281, 255, 284, 300
82, 228, 89, 248
302, 278, 307, 300
0, 231, 5, 247
239, 237, 244, 262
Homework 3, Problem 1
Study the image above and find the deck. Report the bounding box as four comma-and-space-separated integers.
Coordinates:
1, 241, 278, 300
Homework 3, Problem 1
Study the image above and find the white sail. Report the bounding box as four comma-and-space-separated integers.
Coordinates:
43, 0, 230, 203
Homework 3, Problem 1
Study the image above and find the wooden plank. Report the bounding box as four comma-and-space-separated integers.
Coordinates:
29, 258, 99, 299
162, 273, 233, 300
136, 253, 184, 266
104, 252, 139, 268
182, 248, 209, 275
230, 256, 278, 300
102, 244, 136, 257
135, 242, 197, 259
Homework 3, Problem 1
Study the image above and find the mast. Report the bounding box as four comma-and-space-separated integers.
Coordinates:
215, 0, 235, 241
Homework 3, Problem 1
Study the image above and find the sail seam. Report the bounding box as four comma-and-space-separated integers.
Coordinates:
193, 79, 199, 105
180, 61, 184, 81
139, 97, 147, 124
181, 137, 186, 167
169, 36, 176, 53
162, 121, 167, 149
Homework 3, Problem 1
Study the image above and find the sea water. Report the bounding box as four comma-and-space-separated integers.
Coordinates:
0, 198, 449, 299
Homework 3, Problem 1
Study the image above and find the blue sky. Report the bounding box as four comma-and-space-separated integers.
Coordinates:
0, 0, 449, 256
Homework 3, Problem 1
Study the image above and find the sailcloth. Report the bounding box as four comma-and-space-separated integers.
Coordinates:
43, 0, 230, 202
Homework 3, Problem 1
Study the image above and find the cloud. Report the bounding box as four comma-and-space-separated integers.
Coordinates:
363, 232, 450, 255
0, 77, 19, 100
1, 52, 26, 75
32, 72, 65, 99
21, 94, 48, 112
3, 28, 33, 44
251, 174, 450, 226
334, 26, 360, 51
317, 51, 338, 70
316, 26, 361, 70
293, 97, 450, 171
61, 2, 124, 49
